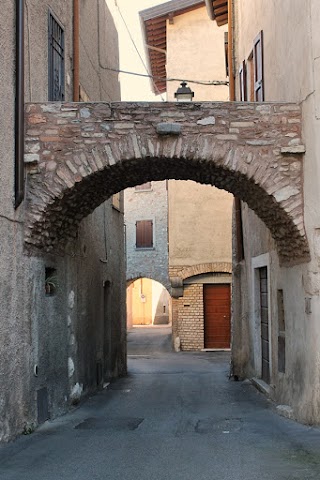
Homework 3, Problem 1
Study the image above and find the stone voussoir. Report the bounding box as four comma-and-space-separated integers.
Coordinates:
24, 101, 308, 264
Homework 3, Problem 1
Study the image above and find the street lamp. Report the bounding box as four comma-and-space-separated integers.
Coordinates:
174, 81, 194, 102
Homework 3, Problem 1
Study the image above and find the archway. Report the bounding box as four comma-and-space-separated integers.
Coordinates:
25, 101, 308, 265
126, 278, 171, 328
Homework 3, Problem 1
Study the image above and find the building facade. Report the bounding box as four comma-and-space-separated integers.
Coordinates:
125, 181, 170, 290
137, 0, 233, 350
0, 0, 126, 441
231, 0, 320, 423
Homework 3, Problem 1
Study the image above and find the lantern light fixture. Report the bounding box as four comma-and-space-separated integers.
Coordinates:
174, 81, 194, 102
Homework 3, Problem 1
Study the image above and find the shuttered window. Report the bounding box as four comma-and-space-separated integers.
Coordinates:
239, 60, 247, 101
136, 220, 153, 248
48, 11, 65, 101
253, 31, 264, 101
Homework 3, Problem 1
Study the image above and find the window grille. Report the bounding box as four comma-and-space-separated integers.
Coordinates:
48, 12, 65, 101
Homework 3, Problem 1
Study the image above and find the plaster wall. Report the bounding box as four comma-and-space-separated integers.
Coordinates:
166, 6, 228, 102
79, 0, 120, 101
165, 7, 233, 350
126, 278, 170, 326
168, 181, 232, 268
125, 181, 170, 291
0, 0, 125, 441
233, 0, 320, 423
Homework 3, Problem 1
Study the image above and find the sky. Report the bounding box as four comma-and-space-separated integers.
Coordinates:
106, 0, 168, 101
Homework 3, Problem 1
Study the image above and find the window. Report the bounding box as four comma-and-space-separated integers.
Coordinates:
239, 31, 264, 102
45, 267, 58, 295
224, 31, 229, 77
135, 182, 152, 192
253, 31, 264, 101
48, 11, 65, 101
247, 51, 255, 102
239, 60, 247, 101
136, 220, 153, 248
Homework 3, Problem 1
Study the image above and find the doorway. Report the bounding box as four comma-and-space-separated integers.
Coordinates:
259, 266, 270, 384
204, 284, 231, 349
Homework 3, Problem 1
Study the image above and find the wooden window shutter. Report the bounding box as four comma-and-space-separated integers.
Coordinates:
253, 31, 264, 101
136, 220, 153, 248
239, 60, 247, 101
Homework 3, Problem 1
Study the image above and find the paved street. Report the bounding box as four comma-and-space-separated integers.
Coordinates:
1, 326, 320, 479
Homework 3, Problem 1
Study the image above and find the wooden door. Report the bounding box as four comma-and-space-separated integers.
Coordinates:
259, 267, 270, 384
204, 284, 231, 349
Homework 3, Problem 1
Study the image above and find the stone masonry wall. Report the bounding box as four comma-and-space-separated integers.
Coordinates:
24, 101, 308, 265
125, 181, 170, 290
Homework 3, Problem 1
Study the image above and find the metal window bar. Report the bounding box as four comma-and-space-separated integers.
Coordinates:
48, 12, 65, 101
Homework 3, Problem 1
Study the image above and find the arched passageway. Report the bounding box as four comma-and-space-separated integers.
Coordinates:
126, 278, 171, 328
25, 101, 308, 264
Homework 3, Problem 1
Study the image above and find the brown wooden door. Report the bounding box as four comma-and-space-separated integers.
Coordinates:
259, 267, 270, 383
204, 284, 231, 349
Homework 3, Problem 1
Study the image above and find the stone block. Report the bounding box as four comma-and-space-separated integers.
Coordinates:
156, 123, 182, 135
281, 145, 306, 154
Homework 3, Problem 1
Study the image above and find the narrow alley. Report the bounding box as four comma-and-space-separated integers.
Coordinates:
1, 328, 320, 479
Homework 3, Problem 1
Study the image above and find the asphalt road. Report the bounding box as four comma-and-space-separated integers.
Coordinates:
1, 326, 320, 479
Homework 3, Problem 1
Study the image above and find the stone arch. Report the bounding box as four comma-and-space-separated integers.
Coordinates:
126, 275, 171, 293
177, 262, 232, 281
25, 101, 309, 265
126, 277, 172, 327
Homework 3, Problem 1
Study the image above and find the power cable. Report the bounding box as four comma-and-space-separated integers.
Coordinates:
113, 1, 165, 100
101, 66, 229, 87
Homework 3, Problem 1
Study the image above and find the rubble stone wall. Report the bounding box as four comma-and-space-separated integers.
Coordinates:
25, 101, 307, 264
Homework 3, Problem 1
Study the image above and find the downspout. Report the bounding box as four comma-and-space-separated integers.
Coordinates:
228, 0, 235, 100
15, 0, 25, 208
73, 0, 80, 101
228, 0, 243, 260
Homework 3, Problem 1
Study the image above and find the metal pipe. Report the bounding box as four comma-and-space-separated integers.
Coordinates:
15, 0, 25, 208
73, 0, 80, 101
228, 0, 235, 100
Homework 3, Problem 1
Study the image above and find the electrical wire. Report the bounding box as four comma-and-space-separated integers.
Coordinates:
101, 66, 229, 87
113, 1, 165, 100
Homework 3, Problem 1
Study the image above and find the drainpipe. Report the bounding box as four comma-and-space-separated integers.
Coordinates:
228, 0, 243, 259
15, 0, 25, 208
228, 0, 235, 100
73, 0, 80, 101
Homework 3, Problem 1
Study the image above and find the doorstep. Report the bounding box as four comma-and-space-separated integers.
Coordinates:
251, 377, 273, 397
201, 348, 231, 352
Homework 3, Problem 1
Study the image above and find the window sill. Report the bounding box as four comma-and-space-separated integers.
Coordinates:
135, 247, 155, 251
